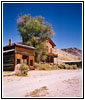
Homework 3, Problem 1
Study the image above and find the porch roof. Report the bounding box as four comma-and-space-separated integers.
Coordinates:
49, 53, 58, 57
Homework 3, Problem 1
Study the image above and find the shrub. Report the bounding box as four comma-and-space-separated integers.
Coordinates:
34, 63, 78, 70
72, 64, 78, 69
58, 64, 65, 69
51, 65, 59, 70
64, 64, 78, 70
65, 64, 73, 70
20, 64, 28, 76
38, 63, 51, 71
57, 64, 78, 70
34, 63, 40, 70
15, 64, 28, 76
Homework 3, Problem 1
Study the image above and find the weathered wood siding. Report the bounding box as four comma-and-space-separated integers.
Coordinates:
48, 41, 54, 54
15, 47, 35, 69
3, 51, 15, 71
15, 46, 35, 56
3, 45, 35, 70
3, 45, 14, 51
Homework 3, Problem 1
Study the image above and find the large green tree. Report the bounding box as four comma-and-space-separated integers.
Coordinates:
17, 14, 54, 62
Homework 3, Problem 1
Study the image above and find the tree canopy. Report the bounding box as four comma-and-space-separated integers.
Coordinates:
17, 14, 54, 62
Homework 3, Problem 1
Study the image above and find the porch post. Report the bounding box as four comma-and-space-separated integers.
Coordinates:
49, 56, 50, 63
53, 56, 54, 64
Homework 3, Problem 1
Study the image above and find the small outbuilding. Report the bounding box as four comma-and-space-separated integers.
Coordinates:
63, 60, 82, 67
3, 39, 35, 71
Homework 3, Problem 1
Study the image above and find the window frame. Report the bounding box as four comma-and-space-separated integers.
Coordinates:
16, 59, 21, 64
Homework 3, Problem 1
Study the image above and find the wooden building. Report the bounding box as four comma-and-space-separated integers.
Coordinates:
3, 39, 35, 71
63, 60, 82, 67
46, 38, 58, 64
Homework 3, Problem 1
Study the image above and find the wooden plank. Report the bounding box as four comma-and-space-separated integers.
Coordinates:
15, 47, 35, 56
15, 51, 34, 56
3, 64, 14, 66
3, 51, 15, 71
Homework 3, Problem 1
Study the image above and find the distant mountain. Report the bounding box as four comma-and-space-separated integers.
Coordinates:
54, 48, 81, 63
61, 48, 82, 59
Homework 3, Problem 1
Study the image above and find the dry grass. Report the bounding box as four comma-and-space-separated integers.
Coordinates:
3, 71, 13, 74
54, 48, 80, 61
25, 86, 50, 97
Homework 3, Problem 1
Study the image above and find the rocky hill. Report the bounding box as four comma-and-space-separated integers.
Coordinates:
54, 48, 82, 63
61, 48, 82, 59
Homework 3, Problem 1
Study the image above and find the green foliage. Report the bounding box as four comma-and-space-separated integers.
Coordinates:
17, 14, 54, 62
35, 41, 48, 62
72, 64, 78, 69
34, 63, 40, 70
20, 64, 28, 76
51, 65, 59, 70
58, 64, 65, 69
34, 63, 78, 70
39, 63, 51, 71
35, 63, 51, 71
58, 64, 78, 70
64, 64, 73, 70
17, 15, 54, 42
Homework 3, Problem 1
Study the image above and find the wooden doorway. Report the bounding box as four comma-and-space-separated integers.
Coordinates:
29, 56, 35, 70
22, 55, 28, 65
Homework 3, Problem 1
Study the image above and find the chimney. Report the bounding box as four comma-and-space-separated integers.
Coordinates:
9, 38, 12, 46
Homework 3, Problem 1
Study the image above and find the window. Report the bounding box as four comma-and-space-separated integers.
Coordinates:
30, 60, 33, 66
17, 59, 20, 64
50, 48, 52, 53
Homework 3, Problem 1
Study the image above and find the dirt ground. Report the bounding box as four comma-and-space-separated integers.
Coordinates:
3, 69, 82, 98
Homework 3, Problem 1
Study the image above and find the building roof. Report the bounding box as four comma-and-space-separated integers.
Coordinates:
3, 43, 35, 50
63, 60, 82, 63
3, 38, 55, 50
49, 53, 58, 57
15, 43, 35, 49
3, 49, 15, 53
48, 38, 56, 47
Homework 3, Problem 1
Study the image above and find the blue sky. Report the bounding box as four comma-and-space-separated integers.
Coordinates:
3, 3, 82, 49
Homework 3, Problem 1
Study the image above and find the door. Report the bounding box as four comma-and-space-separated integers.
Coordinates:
29, 56, 34, 70
22, 55, 28, 65
30, 60, 33, 66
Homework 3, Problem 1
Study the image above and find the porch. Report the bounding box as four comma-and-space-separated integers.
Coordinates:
46, 53, 58, 64
15, 54, 35, 70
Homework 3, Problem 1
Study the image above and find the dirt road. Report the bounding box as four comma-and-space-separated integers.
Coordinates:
3, 69, 82, 98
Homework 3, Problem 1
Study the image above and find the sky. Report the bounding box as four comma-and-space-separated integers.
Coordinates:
3, 3, 82, 49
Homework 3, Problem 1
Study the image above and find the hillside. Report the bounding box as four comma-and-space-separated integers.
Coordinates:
54, 48, 81, 62
61, 48, 82, 59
